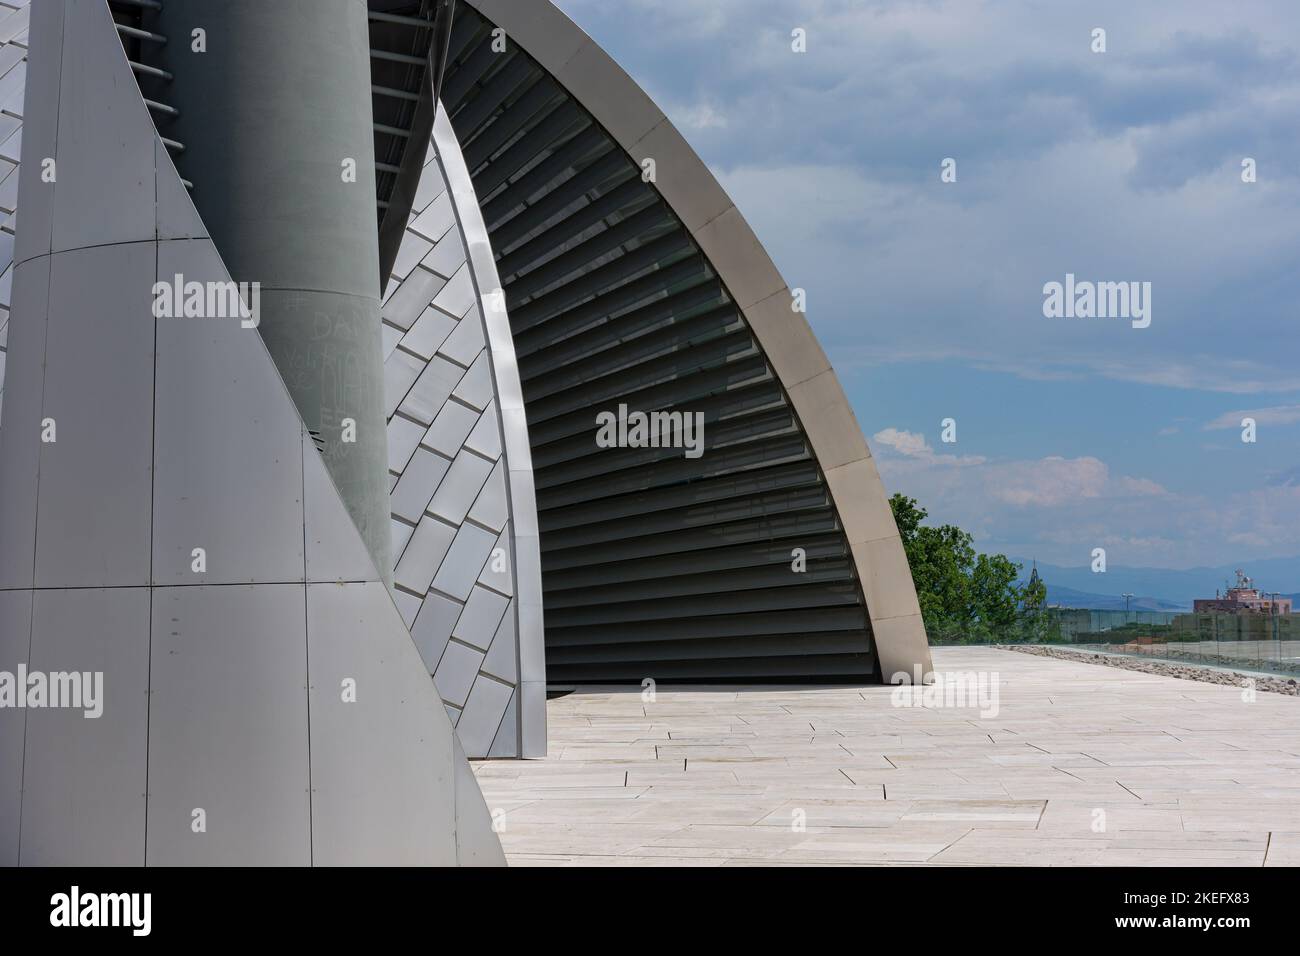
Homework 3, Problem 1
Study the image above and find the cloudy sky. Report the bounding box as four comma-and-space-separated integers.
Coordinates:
555, 0, 1300, 576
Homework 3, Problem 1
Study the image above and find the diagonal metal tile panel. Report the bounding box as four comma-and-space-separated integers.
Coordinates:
0, 0, 29, 425
381, 112, 545, 757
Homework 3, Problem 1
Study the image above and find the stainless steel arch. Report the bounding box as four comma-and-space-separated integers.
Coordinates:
433, 0, 933, 682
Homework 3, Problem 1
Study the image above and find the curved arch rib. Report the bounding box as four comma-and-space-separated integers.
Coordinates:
438, 0, 933, 683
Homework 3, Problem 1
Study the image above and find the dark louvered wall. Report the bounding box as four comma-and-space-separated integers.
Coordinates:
437, 4, 879, 682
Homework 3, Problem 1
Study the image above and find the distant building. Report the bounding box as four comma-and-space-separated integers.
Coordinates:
1193, 570, 1293, 615
1023, 560, 1047, 609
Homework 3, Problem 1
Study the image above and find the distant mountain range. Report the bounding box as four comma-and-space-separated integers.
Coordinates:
1031, 585, 1188, 611
1012, 556, 1300, 611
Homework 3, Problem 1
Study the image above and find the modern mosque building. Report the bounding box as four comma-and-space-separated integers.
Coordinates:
0, 0, 931, 865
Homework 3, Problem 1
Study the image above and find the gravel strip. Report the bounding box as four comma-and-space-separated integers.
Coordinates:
995, 643, 1300, 696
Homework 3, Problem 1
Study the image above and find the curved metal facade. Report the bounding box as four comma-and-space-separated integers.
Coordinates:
430, 1, 932, 682
0, 3, 26, 426
143, 0, 395, 580
108, 0, 547, 758
0, 0, 503, 866
0, 4, 935, 857
0, 0, 546, 760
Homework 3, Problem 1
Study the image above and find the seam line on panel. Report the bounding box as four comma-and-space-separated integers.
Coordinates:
478, 676, 513, 758
15, 585, 32, 863
0, 579, 386, 591
301, 435, 314, 866
473, 669, 514, 690
18, 0, 67, 851
143, 156, 161, 865
16, 234, 182, 268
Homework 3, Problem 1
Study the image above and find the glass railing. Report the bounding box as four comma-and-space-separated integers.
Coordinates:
1070, 612, 1300, 677
926, 610, 1300, 677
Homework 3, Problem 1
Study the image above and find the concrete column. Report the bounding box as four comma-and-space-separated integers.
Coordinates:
154, 0, 392, 581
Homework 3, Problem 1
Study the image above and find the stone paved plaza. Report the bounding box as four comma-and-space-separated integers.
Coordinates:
472, 646, 1300, 866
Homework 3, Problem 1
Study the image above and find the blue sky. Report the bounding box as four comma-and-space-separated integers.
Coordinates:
554, 0, 1300, 575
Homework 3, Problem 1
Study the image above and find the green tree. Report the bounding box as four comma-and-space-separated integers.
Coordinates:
1016, 566, 1054, 642
1022, 573, 1047, 613
890, 495, 971, 633
889, 493, 1028, 642
970, 553, 1021, 630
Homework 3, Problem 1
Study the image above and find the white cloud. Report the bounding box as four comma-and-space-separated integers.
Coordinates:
871, 432, 1164, 508
871, 442, 1297, 567
550, 0, 1300, 567
872, 427, 986, 465
1204, 404, 1300, 429
872, 425, 1168, 498
1115, 476, 1169, 497
872, 427, 930, 457
672, 101, 729, 130
987, 456, 1110, 507
718, 154, 1300, 396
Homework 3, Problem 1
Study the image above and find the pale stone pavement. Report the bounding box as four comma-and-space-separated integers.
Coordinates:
471, 646, 1300, 866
